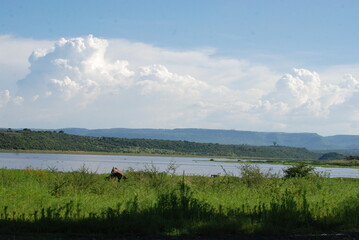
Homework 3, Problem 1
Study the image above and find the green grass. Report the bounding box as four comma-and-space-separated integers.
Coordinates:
0, 166, 358, 237
213, 159, 359, 168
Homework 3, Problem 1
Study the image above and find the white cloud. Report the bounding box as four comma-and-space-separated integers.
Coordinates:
51, 76, 82, 100
259, 68, 359, 117
0, 90, 11, 108
15, 35, 245, 111
106, 38, 279, 98
0, 34, 358, 135
136, 64, 211, 100
0, 90, 23, 108
0, 35, 53, 91
16, 35, 135, 106
12, 96, 24, 105
317, 63, 359, 85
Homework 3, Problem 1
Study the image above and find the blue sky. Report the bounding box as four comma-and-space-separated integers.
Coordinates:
2, 0, 358, 66
0, 0, 358, 135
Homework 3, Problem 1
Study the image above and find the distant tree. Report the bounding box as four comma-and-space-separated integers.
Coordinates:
273, 141, 278, 147
318, 152, 344, 160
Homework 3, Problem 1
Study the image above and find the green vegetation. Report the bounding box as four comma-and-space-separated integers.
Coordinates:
283, 163, 315, 178
318, 152, 344, 160
212, 158, 359, 168
0, 129, 320, 159
0, 166, 358, 237
58, 127, 359, 150
346, 155, 359, 160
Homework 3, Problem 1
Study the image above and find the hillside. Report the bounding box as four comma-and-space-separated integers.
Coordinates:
58, 128, 359, 150
0, 129, 320, 159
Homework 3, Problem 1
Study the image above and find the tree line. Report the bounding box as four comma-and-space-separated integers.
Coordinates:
0, 129, 320, 159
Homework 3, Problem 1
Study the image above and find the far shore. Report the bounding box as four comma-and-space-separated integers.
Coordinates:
1, 149, 358, 169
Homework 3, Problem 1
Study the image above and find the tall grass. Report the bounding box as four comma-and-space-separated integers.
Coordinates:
0, 165, 358, 236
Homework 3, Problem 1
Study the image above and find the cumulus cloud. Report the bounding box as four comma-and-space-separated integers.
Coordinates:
0, 35, 53, 91
0, 90, 10, 108
0, 34, 358, 135
17, 35, 135, 105
258, 68, 359, 117
136, 64, 212, 100
106, 38, 279, 96
0, 90, 23, 108
15, 35, 243, 111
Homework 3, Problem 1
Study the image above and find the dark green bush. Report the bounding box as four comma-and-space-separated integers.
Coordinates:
283, 163, 315, 178
318, 152, 344, 160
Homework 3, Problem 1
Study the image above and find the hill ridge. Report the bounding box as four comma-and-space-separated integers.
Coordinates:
0, 129, 320, 159
56, 128, 359, 150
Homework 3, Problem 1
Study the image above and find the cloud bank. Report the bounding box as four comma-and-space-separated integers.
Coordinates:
0, 35, 358, 135
260, 69, 358, 116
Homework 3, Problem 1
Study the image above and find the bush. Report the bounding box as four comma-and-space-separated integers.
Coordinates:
283, 163, 315, 178
237, 164, 273, 186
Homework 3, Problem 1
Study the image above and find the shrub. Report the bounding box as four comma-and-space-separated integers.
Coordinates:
283, 163, 315, 178
237, 164, 272, 186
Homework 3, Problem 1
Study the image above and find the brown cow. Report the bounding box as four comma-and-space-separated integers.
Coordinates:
106, 167, 128, 182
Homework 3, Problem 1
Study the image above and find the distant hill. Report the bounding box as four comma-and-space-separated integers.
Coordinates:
0, 129, 319, 159
58, 128, 359, 150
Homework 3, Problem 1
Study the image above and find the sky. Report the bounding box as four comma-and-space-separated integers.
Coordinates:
0, 0, 358, 136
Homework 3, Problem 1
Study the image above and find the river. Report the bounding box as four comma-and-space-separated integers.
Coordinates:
0, 152, 358, 178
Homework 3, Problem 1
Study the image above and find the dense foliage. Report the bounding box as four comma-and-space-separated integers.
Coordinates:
318, 152, 344, 160
0, 167, 358, 236
283, 163, 315, 178
346, 155, 359, 160
0, 129, 320, 159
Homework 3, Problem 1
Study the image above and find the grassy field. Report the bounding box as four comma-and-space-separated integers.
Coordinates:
0, 165, 358, 237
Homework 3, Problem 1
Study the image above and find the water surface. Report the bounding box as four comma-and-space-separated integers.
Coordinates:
0, 152, 358, 178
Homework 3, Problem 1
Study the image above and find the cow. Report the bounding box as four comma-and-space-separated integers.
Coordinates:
106, 167, 128, 182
